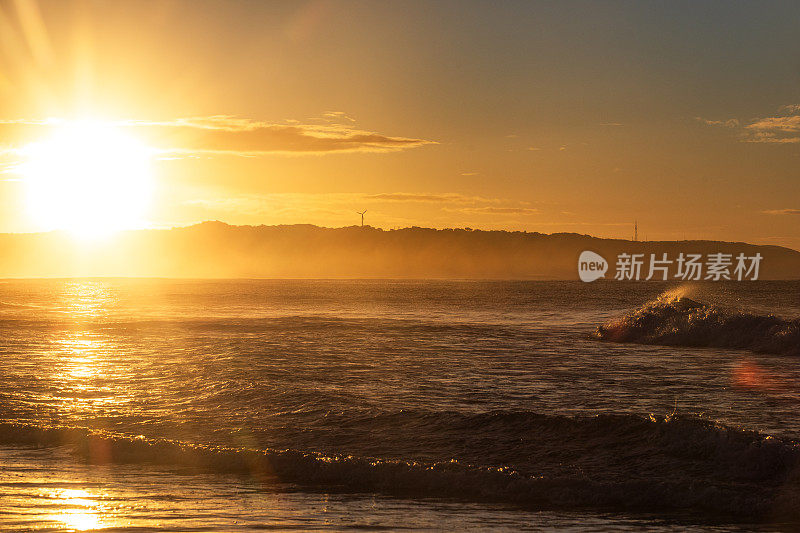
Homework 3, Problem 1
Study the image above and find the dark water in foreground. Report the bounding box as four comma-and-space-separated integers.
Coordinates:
0, 279, 799, 531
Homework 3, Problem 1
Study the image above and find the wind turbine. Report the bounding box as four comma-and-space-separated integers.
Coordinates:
357, 210, 367, 227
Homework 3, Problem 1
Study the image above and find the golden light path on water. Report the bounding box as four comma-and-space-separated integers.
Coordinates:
25, 282, 122, 530
50, 282, 121, 421
16, 280, 307, 531
51, 284, 107, 529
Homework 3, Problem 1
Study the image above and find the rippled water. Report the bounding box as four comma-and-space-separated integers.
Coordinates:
0, 279, 798, 531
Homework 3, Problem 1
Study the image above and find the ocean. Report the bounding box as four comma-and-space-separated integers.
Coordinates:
0, 279, 798, 531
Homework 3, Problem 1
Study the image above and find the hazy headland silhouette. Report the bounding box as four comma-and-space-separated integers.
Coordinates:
2, 220, 798, 279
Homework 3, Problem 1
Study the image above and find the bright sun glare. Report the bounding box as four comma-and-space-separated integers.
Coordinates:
20, 120, 154, 239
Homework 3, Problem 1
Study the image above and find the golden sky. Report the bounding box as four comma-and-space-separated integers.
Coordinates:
0, 0, 798, 248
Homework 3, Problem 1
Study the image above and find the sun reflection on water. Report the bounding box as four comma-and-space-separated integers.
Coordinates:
46, 328, 128, 424
49, 281, 123, 418
45, 488, 105, 531
61, 280, 116, 318
62, 336, 100, 380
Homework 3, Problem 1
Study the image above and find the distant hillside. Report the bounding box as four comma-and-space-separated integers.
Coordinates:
0, 221, 798, 279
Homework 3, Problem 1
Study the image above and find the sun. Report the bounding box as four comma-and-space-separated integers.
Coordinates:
19, 119, 154, 239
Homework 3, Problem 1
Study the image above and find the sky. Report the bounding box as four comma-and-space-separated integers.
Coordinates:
0, 0, 799, 248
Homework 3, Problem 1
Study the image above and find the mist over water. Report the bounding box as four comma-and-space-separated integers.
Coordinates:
1, 279, 799, 531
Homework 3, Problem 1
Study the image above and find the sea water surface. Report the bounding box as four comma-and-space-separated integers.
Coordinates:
0, 279, 799, 531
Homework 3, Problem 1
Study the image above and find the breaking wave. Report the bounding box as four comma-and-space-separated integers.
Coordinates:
2, 411, 800, 522
593, 292, 800, 355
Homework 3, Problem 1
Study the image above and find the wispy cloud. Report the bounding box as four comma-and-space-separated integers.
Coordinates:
184, 191, 538, 222
184, 194, 347, 218
321, 111, 356, 123
699, 106, 800, 143
452, 206, 539, 215
697, 118, 739, 128
363, 192, 501, 204
0, 115, 436, 155
764, 208, 800, 215
120, 115, 437, 154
